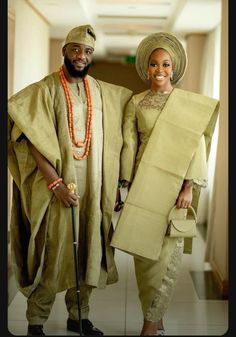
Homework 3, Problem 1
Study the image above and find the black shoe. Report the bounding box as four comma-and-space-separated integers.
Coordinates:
27, 325, 45, 336
67, 318, 104, 335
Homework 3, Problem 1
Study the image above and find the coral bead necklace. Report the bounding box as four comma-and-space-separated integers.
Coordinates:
59, 65, 93, 160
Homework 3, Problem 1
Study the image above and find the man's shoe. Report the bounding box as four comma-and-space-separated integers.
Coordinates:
67, 318, 104, 335
27, 325, 45, 336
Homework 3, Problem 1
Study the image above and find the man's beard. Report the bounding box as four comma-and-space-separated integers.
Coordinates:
64, 55, 90, 78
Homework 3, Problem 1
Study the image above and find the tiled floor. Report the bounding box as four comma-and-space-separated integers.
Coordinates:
8, 208, 228, 336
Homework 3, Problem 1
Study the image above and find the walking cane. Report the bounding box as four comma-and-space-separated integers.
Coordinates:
67, 183, 83, 336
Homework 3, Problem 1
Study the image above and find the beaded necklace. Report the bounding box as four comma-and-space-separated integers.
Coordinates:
59, 66, 92, 160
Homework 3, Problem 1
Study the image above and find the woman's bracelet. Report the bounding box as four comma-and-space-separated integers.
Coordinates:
48, 178, 63, 190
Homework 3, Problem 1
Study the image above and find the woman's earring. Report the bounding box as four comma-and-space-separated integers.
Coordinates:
170, 72, 173, 81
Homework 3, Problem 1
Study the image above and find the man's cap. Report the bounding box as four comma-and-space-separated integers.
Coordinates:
64, 25, 96, 49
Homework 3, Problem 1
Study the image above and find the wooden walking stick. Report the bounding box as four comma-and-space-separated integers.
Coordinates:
67, 183, 83, 336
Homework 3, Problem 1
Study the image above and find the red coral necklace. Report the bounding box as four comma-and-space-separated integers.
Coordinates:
59, 65, 92, 160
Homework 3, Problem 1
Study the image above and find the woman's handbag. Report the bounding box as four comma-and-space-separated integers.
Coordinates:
166, 205, 197, 238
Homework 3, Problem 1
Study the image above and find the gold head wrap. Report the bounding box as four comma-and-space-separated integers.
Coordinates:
135, 32, 187, 85
64, 25, 96, 49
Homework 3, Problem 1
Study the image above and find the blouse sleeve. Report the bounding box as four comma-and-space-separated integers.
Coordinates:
120, 96, 138, 182
185, 135, 208, 188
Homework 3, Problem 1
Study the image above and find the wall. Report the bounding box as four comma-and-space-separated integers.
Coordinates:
12, 0, 50, 93
206, 0, 228, 296
180, 34, 206, 93
8, 0, 15, 97
89, 60, 147, 94
49, 39, 64, 74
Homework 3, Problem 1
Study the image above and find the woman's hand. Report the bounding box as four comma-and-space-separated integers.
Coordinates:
52, 182, 79, 208
176, 180, 193, 209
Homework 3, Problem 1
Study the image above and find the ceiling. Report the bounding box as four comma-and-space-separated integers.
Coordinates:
28, 0, 222, 60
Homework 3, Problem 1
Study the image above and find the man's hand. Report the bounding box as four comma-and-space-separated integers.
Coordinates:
53, 182, 79, 208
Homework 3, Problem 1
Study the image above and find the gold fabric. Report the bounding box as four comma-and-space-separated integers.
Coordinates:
134, 237, 184, 321
111, 88, 219, 260
135, 32, 187, 84
8, 72, 132, 298
26, 282, 92, 324
68, 79, 104, 285
64, 25, 96, 48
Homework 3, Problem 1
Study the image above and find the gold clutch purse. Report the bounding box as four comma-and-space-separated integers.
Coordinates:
166, 205, 197, 238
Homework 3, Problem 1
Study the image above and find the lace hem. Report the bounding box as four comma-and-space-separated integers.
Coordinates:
144, 238, 184, 322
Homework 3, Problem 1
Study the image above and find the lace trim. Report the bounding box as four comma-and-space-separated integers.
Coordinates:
145, 238, 184, 322
138, 91, 170, 110
193, 179, 208, 188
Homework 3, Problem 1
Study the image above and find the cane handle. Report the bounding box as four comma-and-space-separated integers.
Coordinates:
67, 183, 76, 194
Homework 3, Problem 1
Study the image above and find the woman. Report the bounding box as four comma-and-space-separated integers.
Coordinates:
111, 32, 219, 335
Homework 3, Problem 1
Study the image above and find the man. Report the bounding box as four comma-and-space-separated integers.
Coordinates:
8, 25, 132, 336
